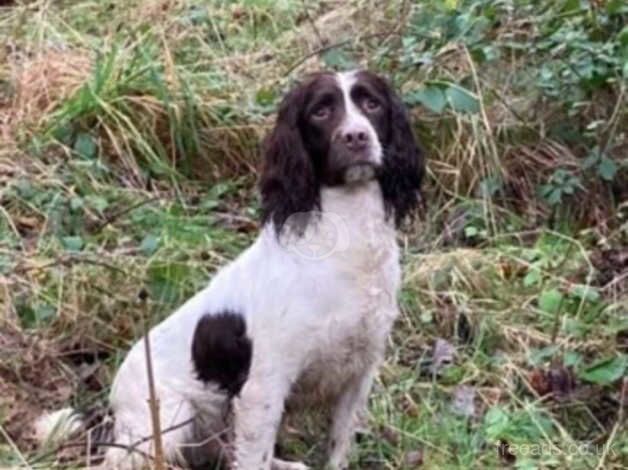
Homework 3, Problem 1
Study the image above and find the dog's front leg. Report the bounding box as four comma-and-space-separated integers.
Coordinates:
232, 372, 289, 470
326, 367, 376, 470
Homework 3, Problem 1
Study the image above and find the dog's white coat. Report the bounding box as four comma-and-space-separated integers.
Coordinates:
37, 72, 402, 470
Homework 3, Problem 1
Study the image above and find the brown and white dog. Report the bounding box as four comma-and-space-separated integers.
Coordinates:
36, 70, 424, 469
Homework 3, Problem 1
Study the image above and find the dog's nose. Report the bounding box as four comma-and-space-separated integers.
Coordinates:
341, 129, 369, 151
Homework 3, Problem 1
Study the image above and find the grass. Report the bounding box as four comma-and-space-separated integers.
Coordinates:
1, 0, 627, 469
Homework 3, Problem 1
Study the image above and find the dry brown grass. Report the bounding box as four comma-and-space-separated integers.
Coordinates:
2, 49, 92, 142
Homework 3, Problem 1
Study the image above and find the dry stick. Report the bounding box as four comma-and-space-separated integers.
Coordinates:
91, 195, 161, 232
28, 417, 197, 467
462, 44, 501, 237
141, 294, 166, 470
594, 377, 627, 470
0, 424, 31, 469
11, 253, 128, 277
549, 241, 576, 344
300, 0, 325, 48
32, 440, 155, 467
285, 31, 407, 76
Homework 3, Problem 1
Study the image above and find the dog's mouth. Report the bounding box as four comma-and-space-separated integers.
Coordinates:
342, 162, 378, 185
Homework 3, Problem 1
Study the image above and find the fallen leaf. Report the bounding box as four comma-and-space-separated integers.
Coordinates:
451, 385, 477, 417
430, 338, 456, 374
529, 363, 576, 399
380, 425, 400, 445
529, 368, 551, 396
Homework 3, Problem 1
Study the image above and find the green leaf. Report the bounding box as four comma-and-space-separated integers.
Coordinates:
17, 302, 56, 329
597, 157, 617, 181
420, 310, 433, 324
408, 86, 447, 113
70, 197, 84, 212
579, 356, 627, 385
464, 225, 478, 238
528, 345, 559, 366
547, 188, 563, 205
255, 87, 275, 107
523, 268, 542, 287
86, 195, 109, 213
483, 406, 511, 441
564, 350, 582, 367
445, 86, 480, 113
52, 123, 75, 145
61, 236, 84, 252
16, 178, 35, 199
538, 288, 563, 314
570, 284, 600, 302
561, 0, 582, 13
140, 234, 160, 256
515, 459, 540, 470
73, 133, 97, 160
321, 48, 355, 70
608, 0, 628, 15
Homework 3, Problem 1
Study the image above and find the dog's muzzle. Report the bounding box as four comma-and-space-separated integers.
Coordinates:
343, 162, 378, 185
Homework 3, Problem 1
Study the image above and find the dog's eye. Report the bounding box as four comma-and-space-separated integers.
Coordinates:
311, 106, 331, 120
363, 98, 381, 113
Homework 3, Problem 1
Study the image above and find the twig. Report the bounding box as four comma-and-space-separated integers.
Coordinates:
550, 242, 575, 343
90, 196, 161, 232
300, 0, 325, 48
140, 291, 166, 470
594, 377, 626, 469
285, 31, 404, 75
600, 84, 626, 156
601, 269, 628, 291
10, 254, 128, 277
33, 440, 154, 466
0, 424, 31, 469
27, 416, 196, 467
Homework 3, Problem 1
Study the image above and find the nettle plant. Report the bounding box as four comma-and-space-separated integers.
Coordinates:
393, 0, 626, 206
538, 169, 582, 206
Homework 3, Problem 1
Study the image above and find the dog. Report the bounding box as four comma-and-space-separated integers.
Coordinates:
36, 70, 424, 469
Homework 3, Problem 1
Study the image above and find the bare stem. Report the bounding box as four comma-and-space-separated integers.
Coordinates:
142, 295, 166, 470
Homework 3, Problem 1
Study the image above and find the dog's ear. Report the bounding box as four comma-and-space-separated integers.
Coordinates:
259, 83, 319, 235
378, 82, 425, 227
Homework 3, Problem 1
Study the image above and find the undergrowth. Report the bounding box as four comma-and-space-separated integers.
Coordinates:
0, 0, 626, 469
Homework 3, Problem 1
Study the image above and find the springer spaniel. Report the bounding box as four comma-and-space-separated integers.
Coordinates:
39, 70, 423, 469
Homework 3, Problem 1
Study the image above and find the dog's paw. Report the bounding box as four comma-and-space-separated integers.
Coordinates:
271, 458, 311, 470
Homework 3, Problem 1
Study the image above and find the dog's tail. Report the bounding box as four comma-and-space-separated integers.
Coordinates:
33, 405, 113, 451
33, 407, 84, 446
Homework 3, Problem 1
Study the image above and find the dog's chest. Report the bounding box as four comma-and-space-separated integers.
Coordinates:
288, 188, 400, 404
290, 271, 396, 406
276, 183, 400, 404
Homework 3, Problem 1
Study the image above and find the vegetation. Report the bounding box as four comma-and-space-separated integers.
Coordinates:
0, 0, 626, 468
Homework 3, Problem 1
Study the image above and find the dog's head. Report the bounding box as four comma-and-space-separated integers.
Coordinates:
260, 70, 424, 233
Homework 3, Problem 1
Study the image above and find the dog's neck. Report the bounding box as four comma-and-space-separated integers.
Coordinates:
263, 180, 396, 262
319, 180, 386, 225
